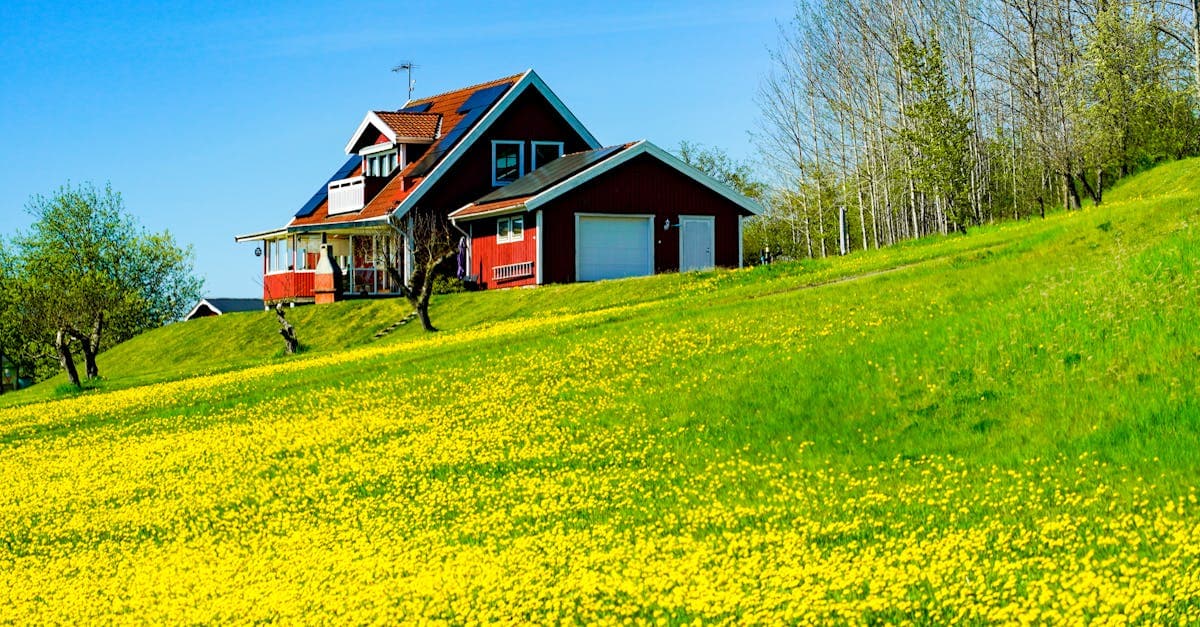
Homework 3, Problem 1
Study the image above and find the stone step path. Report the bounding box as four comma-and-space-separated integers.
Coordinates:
373, 312, 418, 340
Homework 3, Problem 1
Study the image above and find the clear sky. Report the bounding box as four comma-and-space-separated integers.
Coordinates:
0, 0, 792, 298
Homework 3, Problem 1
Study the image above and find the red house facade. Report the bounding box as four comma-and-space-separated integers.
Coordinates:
235, 70, 760, 304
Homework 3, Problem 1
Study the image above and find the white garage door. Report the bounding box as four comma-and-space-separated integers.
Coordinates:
576, 215, 654, 282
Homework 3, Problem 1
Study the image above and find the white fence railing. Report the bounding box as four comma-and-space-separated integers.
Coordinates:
328, 176, 365, 215
493, 261, 534, 282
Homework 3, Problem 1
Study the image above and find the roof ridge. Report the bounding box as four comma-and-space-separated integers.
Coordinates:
375, 110, 441, 116
402, 72, 526, 107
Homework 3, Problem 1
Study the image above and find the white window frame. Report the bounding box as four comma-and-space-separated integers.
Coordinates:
293, 234, 323, 271
491, 140, 525, 186
266, 237, 292, 275
363, 147, 402, 177
497, 215, 525, 244
531, 141, 564, 170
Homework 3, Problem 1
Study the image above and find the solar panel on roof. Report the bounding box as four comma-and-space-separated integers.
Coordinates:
457, 83, 509, 114
408, 105, 490, 177
398, 102, 432, 113
295, 156, 361, 218
472, 145, 627, 205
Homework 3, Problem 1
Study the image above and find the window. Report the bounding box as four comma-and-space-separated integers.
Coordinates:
491, 140, 524, 186
497, 215, 524, 244
531, 141, 564, 170
294, 235, 322, 270
365, 150, 399, 177
267, 238, 291, 273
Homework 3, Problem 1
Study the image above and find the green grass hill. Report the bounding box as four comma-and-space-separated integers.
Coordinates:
2, 158, 1199, 622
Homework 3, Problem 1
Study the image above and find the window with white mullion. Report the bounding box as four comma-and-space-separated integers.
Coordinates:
267, 238, 292, 273
363, 147, 402, 177
497, 215, 524, 244
491, 140, 524, 186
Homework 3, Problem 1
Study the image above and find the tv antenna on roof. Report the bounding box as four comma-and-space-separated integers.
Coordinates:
392, 61, 418, 103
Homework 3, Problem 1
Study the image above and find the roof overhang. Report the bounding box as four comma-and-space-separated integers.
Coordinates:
236, 215, 393, 242
288, 215, 392, 234
449, 201, 528, 222
392, 69, 602, 220
234, 227, 288, 243
344, 111, 437, 155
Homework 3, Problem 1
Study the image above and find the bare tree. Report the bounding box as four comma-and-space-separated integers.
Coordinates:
399, 212, 458, 332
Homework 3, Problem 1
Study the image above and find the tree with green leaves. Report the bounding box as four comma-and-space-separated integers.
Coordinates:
1074, 5, 1197, 201
676, 142, 769, 263
899, 35, 974, 231
677, 141, 766, 201
11, 183, 202, 388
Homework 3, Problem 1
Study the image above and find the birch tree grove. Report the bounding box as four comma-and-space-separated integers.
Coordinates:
754, 0, 1200, 259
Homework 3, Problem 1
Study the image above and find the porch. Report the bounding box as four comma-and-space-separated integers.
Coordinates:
260, 229, 408, 304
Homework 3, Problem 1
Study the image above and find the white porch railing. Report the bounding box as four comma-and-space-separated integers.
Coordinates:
493, 261, 534, 282
328, 176, 366, 215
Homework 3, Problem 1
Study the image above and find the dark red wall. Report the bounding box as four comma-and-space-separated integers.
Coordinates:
539, 153, 746, 284
467, 215, 538, 289
417, 87, 594, 215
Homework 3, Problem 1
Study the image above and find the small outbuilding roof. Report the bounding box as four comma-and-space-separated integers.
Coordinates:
185, 298, 265, 321
450, 140, 763, 221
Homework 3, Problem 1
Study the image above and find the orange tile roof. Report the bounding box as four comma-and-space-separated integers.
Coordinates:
288, 73, 524, 229
373, 111, 441, 140
450, 196, 532, 219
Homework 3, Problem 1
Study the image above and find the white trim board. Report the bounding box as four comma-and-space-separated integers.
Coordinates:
184, 299, 217, 320
392, 69, 602, 220
234, 227, 288, 243
535, 209, 544, 285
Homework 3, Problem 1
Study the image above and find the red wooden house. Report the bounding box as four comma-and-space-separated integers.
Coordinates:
235, 70, 760, 304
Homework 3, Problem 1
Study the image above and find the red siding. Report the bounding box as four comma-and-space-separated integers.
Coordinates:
263, 271, 315, 303
417, 88, 594, 215
540, 153, 746, 284
468, 215, 538, 289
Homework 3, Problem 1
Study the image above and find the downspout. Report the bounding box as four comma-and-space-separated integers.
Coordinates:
535, 209, 544, 284
448, 217, 472, 282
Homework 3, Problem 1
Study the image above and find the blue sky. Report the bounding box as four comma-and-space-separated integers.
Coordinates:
0, 0, 791, 298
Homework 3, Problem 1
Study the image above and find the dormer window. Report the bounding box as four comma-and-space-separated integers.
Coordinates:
361, 143, 403, 177
492, 140, 524, 186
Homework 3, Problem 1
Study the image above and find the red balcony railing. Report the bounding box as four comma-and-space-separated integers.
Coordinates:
263, 271, 315, 303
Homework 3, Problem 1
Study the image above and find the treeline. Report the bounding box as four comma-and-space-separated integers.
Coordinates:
748, 0, 1200, 259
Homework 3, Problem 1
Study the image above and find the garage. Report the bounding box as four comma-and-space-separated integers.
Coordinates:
575, 214, 654, 281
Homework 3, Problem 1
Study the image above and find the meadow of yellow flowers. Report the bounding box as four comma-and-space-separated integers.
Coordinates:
2, 296, 1199, 623
4, 160, 1200, 622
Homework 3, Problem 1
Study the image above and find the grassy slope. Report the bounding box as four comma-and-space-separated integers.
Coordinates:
2, 159, 1199, 621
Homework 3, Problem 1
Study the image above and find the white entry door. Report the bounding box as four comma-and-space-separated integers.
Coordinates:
680, 216, 715, 272
576, 214, 654, 281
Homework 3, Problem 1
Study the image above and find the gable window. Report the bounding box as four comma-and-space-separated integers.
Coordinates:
365, 150, 399, 177
531, 141, 564, 170
497, 215, 524, 244
492, 140, 524, 186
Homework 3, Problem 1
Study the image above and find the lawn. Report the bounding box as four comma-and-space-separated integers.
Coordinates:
1, 159, 1198, 622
